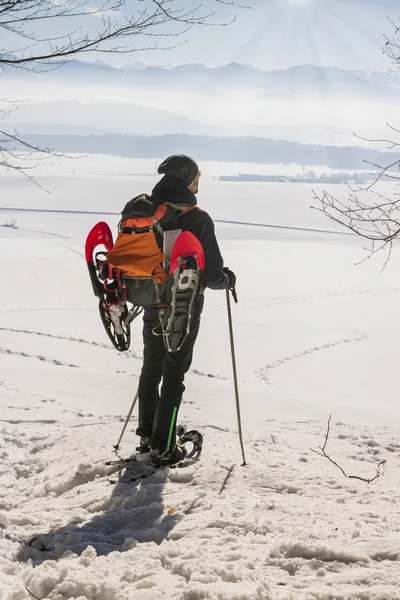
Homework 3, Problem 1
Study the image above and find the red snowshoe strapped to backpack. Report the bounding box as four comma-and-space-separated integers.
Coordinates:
160, 231, 205, 353
85, 221, 133, 352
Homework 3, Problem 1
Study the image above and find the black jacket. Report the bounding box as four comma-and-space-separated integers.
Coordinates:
152, 175, 229, 291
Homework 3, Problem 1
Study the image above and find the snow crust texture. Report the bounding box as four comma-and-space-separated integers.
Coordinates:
1, 419, 400, 600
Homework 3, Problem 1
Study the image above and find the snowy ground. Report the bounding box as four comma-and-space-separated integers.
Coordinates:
1, 160, 400, 600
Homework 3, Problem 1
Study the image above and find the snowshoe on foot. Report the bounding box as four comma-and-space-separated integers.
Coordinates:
178, 429, 203, 460
149, 445, 187, 467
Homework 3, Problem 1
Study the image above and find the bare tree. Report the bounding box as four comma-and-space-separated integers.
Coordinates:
0, 0, 246, 176
384, 15, 400, 71
313, 18, 400, 264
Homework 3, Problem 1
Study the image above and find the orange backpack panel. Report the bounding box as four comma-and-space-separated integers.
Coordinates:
106, 231, 168, 283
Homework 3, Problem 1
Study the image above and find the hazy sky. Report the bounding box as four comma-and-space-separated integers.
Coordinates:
106, 0, 400, 72
4, 0, 400, 72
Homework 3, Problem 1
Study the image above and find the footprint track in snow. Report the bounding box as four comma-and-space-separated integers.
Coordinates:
208, 286, 400, 311
258, 332, 368, 382
0, 380, 57, 405
0, 327, 226, 379
0, 347, 80, 368
0, 326, 118, 351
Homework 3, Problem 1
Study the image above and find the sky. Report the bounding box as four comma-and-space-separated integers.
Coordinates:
98, 0, 400, 72
3, 0, 400, 73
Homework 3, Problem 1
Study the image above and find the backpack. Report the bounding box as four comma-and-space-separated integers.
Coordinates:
106, 194, 196, 306
105, 194, 204, 352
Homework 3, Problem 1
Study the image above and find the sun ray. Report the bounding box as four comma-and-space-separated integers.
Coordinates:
286, 0, 314, 6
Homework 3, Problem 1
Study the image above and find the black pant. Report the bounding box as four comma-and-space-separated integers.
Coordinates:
136, 312, 201, 452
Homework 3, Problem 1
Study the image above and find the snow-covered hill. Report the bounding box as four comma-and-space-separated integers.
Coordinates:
1, 160, 400, 599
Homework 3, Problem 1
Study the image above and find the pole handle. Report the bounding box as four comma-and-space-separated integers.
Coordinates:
229, 285, 238, 304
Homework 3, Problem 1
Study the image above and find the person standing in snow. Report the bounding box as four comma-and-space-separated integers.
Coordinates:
136, 154, 236, 466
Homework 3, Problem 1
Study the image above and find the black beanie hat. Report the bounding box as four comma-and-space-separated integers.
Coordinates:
157, 154, 199, 186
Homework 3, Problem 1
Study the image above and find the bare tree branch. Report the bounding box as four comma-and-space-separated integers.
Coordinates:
312, 17, 400, 265
313, 123, 400, 266
0, 125, 81, 187
216, 0, 250, 7
353, 131, 400, 150
311, 415, 387, 484
25, 588, 43, 600
0, 0, 244, 175
0, 0, 240, 67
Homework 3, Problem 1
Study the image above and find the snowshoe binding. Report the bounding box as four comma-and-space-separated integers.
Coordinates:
149, 444, 187, 467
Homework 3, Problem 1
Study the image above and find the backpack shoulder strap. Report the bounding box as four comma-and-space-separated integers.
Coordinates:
181, 205, 198, 215
152, 216, 164, 237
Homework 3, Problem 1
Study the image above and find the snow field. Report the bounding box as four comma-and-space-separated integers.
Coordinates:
1, 172, 400, 599
1, 417, 400, 600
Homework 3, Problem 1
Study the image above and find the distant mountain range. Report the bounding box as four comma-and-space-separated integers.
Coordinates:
6, 60, 400, 147
17, 133, 400, 170
8, 60, 400, 100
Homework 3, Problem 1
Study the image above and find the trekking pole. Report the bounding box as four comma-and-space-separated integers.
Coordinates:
113, 390, 139, 451
226, 287, 247, 466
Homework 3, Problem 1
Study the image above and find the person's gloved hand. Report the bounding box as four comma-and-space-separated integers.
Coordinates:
223, 267, 236, 289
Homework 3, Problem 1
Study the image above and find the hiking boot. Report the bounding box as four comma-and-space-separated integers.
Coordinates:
135, 436, 151, 462
149, 444, 187, 467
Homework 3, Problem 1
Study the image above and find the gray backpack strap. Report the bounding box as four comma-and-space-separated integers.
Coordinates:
152, 216, 164, 237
